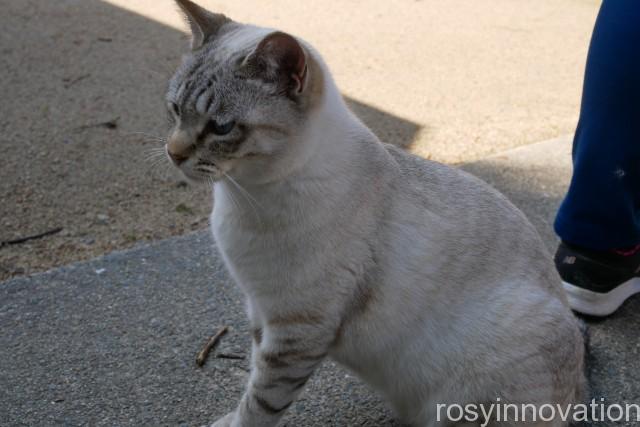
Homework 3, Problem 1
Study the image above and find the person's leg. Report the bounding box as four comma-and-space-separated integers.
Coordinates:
555, 0, 640, 250
554, 0, 640, 317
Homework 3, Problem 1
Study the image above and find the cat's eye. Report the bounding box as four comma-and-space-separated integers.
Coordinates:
205, 120, 236, 136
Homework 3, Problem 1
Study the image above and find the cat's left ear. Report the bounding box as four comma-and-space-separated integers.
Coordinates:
174, 0, 230, 50
244, 32, 308, 96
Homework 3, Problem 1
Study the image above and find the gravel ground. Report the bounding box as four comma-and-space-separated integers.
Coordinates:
0, 232, 401, 427
0, 0, 599, 280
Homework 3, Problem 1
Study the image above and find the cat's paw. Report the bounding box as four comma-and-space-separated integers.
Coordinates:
209, 412, 236, 427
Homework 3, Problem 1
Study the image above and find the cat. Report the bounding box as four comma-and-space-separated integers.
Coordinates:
165, 1, 586, 426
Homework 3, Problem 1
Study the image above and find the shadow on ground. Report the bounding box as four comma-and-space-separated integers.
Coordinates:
0, 0, 421, 281
347, 98, 421, 150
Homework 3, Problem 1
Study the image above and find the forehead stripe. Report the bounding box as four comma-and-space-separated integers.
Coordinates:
197, 87, 217, 114
181, 78, 200, 106
180, 55, 208, 103
175, 79, 188, 103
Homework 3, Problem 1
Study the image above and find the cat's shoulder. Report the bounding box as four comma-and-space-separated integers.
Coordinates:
381, 143, 482, 188
378, 142, 523, 216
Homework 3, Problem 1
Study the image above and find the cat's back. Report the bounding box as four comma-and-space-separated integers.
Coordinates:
384, 144, 523, 223
384, 143, 534, 233
380, 143, 560, 292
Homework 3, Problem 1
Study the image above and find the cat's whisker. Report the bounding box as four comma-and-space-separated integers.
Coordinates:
159, 158, 173, 180
145, 150, 166, 159
144, 139, 166, 145
146, 154, 172, 176
146, 152, 164, 163
145, 145, 168, 151
144, 146, 170, 163
144, 150, 168, 161
153, 159, 169, 170
222, 172, 263, 226
223, 173, 264, 210
198, 169, 233, 209
126, 131, 168, 144
145, 157, 166, 166
218, 176, 241, 211
144, 149, 166, 157
139, 136, 166, 142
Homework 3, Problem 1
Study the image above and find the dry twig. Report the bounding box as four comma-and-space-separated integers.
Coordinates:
0, 227, 63, 249
196, 326, 229, 367
215, 353, 245, 360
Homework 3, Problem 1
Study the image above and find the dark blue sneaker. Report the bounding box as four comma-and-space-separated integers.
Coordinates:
555, 242, 640, 317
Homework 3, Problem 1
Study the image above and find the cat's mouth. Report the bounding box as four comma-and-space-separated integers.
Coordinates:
190, 160, 225, 181
195, 160, 218, 169
173, 159, 226, 183
168, 147, 264, 184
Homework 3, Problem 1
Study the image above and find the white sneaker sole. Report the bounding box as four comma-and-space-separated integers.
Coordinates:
563, 277, 640, 317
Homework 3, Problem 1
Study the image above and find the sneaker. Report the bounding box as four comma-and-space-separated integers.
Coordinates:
555, 242, 640, 317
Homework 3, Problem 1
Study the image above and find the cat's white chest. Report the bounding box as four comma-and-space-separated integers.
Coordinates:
210, 206, 288, 294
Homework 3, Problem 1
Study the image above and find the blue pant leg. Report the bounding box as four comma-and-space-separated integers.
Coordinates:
554, 0, 640, 250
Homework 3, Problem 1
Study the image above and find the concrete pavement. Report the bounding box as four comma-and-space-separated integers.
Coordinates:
0, 231, 399, 426
2, 137, 639, 426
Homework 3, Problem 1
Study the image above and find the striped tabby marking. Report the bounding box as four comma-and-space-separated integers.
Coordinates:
252, 393, 293, 415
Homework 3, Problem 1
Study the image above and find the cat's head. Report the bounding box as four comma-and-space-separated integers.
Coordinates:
165, 0, 322, 184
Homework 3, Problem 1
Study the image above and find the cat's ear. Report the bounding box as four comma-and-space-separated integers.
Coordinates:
245, 32, 308, 96
174, 0, 230, 50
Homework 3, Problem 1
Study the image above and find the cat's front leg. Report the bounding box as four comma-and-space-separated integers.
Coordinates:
217, 317, 331, 427
209, 412, 234, 427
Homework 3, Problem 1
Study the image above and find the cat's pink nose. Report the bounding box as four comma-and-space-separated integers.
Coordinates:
167, 130, 193, 165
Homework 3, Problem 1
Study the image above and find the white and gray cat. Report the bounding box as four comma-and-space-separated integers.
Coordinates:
165, 1, 586, 426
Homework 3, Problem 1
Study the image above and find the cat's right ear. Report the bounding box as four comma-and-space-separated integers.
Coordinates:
174, 0, 230, 50
243, 32, 309, 97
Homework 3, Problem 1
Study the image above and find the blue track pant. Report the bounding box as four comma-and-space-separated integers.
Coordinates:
554, 0, 640, 250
